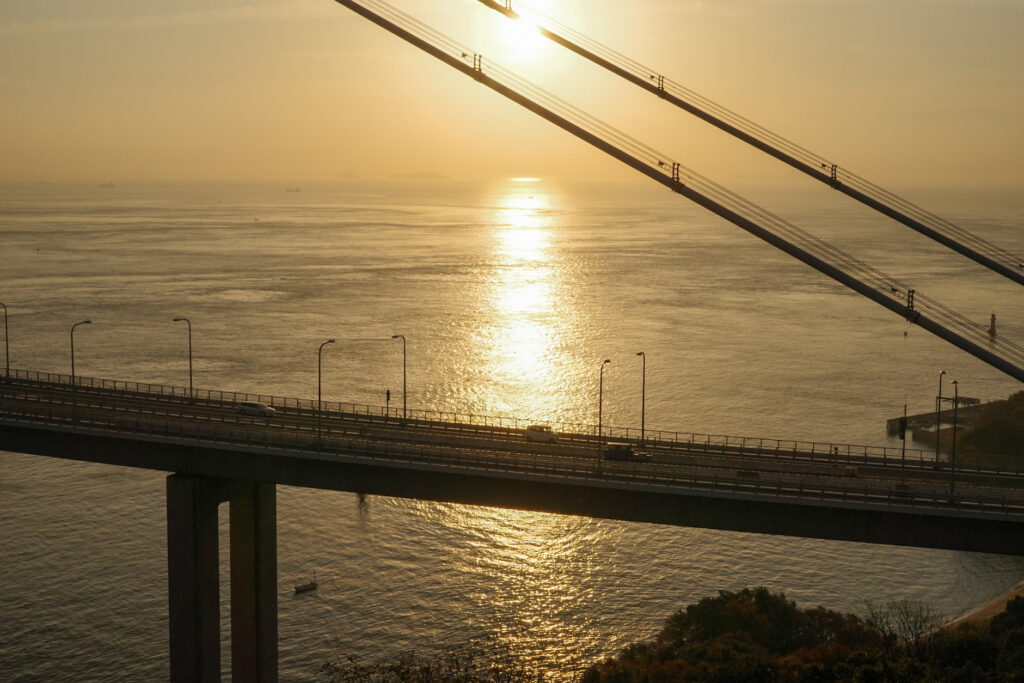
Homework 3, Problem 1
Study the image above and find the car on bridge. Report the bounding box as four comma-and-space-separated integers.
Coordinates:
603, 442, 652, 461
524, 424, 559, 443
236, 401, 276, 417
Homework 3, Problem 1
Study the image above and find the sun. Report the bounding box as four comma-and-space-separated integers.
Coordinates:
497, 15, 547, 62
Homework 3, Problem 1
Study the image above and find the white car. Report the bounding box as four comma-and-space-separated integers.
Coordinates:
236, 401, 276, 417
524, 424, 558, 443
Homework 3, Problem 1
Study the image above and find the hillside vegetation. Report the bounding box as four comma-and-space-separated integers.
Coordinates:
320, 588, 1024, 681
582, 587, 1024, 682
959, 390, 1024, 459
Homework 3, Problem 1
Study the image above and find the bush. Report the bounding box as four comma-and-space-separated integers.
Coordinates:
928, 623, 998, 672
585, 588, 874, 682
319, 638, 547, 683
320, 589, 1024, 682
582, 589, 1024, 682
958, 391, 1024, 458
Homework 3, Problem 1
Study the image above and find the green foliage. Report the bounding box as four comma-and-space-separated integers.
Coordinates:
991, 597, 1024, 679
318, 638, 547, 683
581, 588, 1024, 682
928, 623, 998, 672
319, 590, 1024, 682
990, 596, 1024, 636
585, 588, 878, 682
958, 391, 1024, 458
659, 588, 871, 659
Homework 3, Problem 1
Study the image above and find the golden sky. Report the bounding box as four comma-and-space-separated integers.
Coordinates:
1, 0, 1022, 187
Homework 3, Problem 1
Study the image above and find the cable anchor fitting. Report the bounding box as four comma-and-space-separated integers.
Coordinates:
905, 288, 920, 323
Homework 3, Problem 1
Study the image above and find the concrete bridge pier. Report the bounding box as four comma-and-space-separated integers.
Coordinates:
166, 474, 278, 682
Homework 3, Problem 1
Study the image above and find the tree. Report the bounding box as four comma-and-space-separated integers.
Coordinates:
319, 638, 547, 683
958, 391, 1024, 458
862, 598, 942, 661
990, 596, 1024, 679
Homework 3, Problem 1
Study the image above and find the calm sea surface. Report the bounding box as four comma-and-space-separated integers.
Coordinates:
1, 179, 1023, 680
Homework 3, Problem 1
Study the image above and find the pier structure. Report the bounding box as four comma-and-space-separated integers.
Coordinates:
885, 397, 989, 450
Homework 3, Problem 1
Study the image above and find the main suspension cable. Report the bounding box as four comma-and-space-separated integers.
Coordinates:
474, 0, 1024, 286
333, 0, 1024, 382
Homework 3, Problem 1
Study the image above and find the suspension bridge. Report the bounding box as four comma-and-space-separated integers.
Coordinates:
2, 367, 1023, 680
6, 1, 1024, 680
334, 0, 1024, 384
474, 0, 1024, 287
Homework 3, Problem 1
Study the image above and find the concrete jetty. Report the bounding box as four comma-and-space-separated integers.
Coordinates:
886, 397, 993, 449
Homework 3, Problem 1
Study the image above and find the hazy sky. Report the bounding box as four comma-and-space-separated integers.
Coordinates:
1, 0, 1022, 186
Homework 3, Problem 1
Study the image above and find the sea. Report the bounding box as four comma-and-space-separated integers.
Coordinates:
1, 178, 1023, 681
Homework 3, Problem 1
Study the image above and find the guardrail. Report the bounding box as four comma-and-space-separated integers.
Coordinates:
1, 384, 1022, 519
3, 368, 1019, 478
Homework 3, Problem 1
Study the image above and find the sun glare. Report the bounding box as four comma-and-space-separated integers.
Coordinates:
496, 192, 551, 259
498, 15, 547, 62
478, 181, 566, 418
430, 504, 607, 670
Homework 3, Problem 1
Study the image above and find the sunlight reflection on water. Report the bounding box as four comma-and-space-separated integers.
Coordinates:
1, 179, 1022, 680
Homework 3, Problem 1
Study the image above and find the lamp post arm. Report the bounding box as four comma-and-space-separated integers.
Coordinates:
70, 320, 92, 382
599, 359, 611, 438
392, 335, 407, 419
935, 370, 945, 467
636, 351, 645, 441
1, 302, 8, 379
173, 318, 193, 399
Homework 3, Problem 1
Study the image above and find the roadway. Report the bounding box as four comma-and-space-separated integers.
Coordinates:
2, 374, 1022, 519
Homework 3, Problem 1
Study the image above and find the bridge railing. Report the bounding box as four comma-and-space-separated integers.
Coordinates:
1, 396, 1021, 518
6, 368, 1015, 476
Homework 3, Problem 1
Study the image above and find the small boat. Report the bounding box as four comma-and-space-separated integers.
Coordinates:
294, 570, 318, 595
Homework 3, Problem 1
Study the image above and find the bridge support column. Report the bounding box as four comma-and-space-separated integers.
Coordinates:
166, 475, 279, 683
167, 474, 224, 683
229, 481, 278, 682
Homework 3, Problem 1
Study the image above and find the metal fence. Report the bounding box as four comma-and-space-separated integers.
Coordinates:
1, 393, 1021, 519
4, 368, 1017, 477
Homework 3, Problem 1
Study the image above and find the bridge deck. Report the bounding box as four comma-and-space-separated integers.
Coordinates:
2, 373, 1022, 555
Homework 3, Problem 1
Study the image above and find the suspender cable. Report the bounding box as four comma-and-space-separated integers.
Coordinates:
474, 0, 1024, 287
332, 0, 1024, 383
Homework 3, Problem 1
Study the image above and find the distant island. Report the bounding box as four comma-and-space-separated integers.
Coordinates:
319, 587, 1024, 681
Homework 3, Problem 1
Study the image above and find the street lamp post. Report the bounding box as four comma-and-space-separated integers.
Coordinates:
636, 351, 646, 442
900, 402, 907, 478
70, 319, 92, 385
172, 318, 192, 401
1, 302, 8, 379
950, 380, 959, 495
598, 358, 611, 438
70, 319, 92, 418
935, 369, 946, 468
318, 339, 335, 445
392, 334, 406, 420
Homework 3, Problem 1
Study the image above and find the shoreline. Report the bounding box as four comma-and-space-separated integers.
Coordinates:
944, 581, 1024, 629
